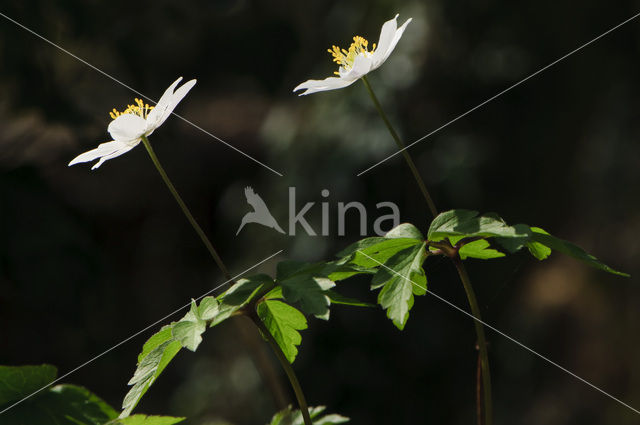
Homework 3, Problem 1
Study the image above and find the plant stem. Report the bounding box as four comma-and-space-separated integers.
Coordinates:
454, 256, 493, 425
361, 76, 438, 217
251, 312, 313, 425
140, 135, 231, 280
362, 77, 493, 425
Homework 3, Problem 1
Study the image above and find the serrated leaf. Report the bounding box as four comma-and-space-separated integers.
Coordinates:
0, 364, 57, 407
0, 377, 117, 425
171, 300, 206, 352
530, 228, 629, 276
211, 274, 273, 327
121, 338, 182, 418
268, 405, 349, 425
428, 209, 529, 243
257, 300, 308, 363
370, 243, 427, 330
459, 239, 505, 260
338, 235, 424, 271
277, 261, 336, 320
198, 296, 219, 321
107, 414, 185, 425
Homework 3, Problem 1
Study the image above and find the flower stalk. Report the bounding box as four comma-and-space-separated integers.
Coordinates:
250, 311, 313, 425
140, 135, 231, 280
362, 77, 493, 425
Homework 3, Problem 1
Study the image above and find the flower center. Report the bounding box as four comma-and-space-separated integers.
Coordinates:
328, 36, 376, 75
109, 98, 154, 120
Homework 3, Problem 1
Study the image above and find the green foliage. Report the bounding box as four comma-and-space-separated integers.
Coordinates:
371, 242, 428, 330
336, 223, 424, 269
212, 274, 274, 326
0, 364, 57, 406
106, 414, 185, 425
458, 239, 505, 260
268, 405, 349, 425
277, 261, 336, 320
257, 300, 308, 363
336, 223, 427, 330
0, 365, 117, 425
428, 209, 529, 244
430, 209, 629, 276
172, 300, 207, 352
122, 328, 182, 417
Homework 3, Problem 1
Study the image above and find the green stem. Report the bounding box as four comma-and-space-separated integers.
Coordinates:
454, 256, 493, 425
361, 76, 438, 217
140, 135, 231, 280
362, 77, 493, 425
251, 312, 313, 425
140, 135, 292, 414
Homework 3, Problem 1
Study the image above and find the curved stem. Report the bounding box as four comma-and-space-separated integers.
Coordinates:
361, 76, 438, 217
362, 77, 493, 425
251, 312, 312, 425
140, 135, 231, 280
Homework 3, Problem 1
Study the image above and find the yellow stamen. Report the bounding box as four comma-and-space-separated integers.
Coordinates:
109, 97, 154, 120
327, 35, 376, 72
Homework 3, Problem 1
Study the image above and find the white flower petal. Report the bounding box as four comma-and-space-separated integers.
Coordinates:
293, 76, 358, 96
371, 15, 412, 69
90, 143, 138, 170
348, 54, 374, 78
145, 78, 196, 132
68, 139, 138, 169
68, 140, 122, 166
371, 14, 399, 67
108, 114, 147, 142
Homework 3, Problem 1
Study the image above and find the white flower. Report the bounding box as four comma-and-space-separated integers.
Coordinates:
69, 77, 196, 170
293, 14, 412, 96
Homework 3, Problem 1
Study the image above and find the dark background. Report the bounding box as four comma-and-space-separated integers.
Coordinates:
1, 1, 639, 424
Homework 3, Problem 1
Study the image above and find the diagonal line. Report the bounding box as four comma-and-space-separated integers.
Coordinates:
0, 249, 283, 416
357, 250, 640, 415
0, 11, 283, 177
357, 11, 640, 176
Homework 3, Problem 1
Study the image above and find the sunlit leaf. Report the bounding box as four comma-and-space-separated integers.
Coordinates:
268, 405, 349, 425
257, 300, 308, 363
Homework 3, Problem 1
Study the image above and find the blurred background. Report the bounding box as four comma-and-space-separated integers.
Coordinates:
1, 0, 639, 424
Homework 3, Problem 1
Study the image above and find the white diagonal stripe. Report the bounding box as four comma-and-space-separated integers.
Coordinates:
358, 250, 640, 415
0, 249, 283, 415
0, 11, 283, 177
357, 11, 640, 176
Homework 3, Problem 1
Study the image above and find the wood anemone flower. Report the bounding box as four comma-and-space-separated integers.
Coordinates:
293, 14, 412, 96
69, 77, 196, 170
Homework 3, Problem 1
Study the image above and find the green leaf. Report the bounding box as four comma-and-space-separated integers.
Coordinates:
257, 300, 308, 363
277, 261, 336, 320
371, 242, 427, 330
530, 228, 629, 277
268, 405, 349, 425
211, 274, 274, 326
326, 290, 376, 308
384, 223, 424, 239
526, 227, 552, 260
428, 209, 530, 244
121, 336, 182, 417
198, 296, 219, 321
0, 371, 117, 425
0, 364, 57, 407
459, 239, 505, 260
171, 300, 206, 352
106, 414, 185, 425
429, 210, 628, 276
